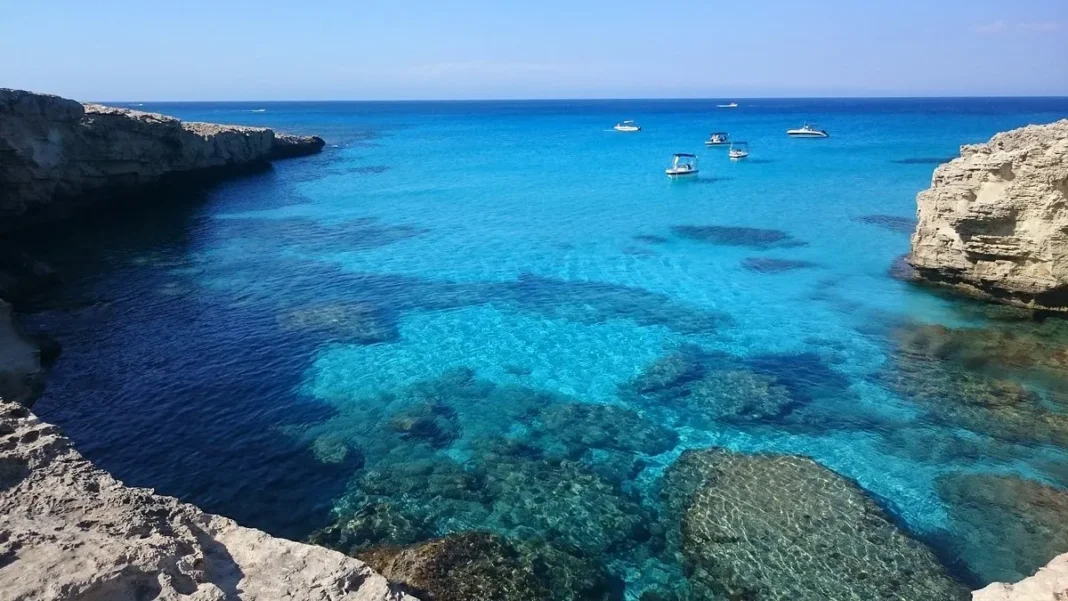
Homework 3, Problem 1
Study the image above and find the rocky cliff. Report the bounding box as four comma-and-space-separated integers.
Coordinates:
907, 119, 1068, 310
0, 89, 325, 227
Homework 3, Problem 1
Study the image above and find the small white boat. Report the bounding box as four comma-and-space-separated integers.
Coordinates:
718, 102, 739, 108
787, 123, 829, 138
728, 141, 750, 160
705, 132, 730, 146
614, 120, 642, 132
666, 153, 699, 177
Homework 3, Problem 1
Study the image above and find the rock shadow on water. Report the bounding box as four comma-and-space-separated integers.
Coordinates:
670, 225, 806, 249
658, 448, 970, 601
853, 214, 918, 234
741, 257, 818, 273
937, 472, 1068, 585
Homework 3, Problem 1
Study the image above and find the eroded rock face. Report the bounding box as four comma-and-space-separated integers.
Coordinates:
0, 398, 417, 601
660, 448, 970, 601
907, 120, 1068, 310
0, 88, 325, 226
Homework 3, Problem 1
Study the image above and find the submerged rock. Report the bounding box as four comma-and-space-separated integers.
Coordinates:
670, 225, 805, 249
938, 473, 1068, 585
741, 257, 818, 273
534, 402, 678, 456
684, 369, 797, 422
278, 302, 398, 344
389, 402, 462, 448
908, 119, 1068, 311
660, 448, 970, 601
357, 532, 622, 601
854, 214, 918, 234
879, 321, 1068, 445
0, 89, 325, 226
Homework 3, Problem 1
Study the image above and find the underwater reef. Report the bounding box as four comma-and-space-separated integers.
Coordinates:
879, 320, 1068, 446
357, 532, 622, 601
660, 448, 970, 601
938, 473, 1068, 584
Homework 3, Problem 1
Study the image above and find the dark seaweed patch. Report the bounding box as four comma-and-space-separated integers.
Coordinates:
632, 235, 670, 245
741, 257, 818, 273
671, 225, 806, 249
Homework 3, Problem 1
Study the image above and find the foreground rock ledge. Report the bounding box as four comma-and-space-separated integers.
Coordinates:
907, 119, 1068, 311
0, 88, 325, 226
0, 396, 417, 601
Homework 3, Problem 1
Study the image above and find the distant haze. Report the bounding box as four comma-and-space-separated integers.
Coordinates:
4, 0, 1066, 101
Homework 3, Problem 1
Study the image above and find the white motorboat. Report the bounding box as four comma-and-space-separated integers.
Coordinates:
728, 141, 750, 160
717, 102, 739, 108
614, 120, 642, 132
787, 123, 829, 138
705, 132, 730, 146
665, 153, 699, 177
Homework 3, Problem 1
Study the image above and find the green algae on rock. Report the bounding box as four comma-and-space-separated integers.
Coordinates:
660, 449, 970, 601
938, 473, 1068, 585
357, 532, 623, 601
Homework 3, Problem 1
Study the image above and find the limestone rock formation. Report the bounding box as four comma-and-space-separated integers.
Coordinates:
0, 89, 325, 226
907, 119, 1068, 310
972, 554, 1068, 601
0, 397, 417, 601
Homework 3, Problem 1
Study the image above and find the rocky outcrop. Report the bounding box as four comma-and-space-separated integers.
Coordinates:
0, 395, 416, 601
973, 554, 1068, 601
0, 89, 325, 227
0, 301, 43, 406
907, 120, 1068, 310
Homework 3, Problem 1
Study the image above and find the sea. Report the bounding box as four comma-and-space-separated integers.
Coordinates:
22, 98, 1068, 598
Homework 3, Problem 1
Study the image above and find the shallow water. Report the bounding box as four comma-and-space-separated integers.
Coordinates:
26, 98, 1068, 596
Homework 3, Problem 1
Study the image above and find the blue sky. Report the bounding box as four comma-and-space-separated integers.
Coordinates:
3, 0, 1066, 100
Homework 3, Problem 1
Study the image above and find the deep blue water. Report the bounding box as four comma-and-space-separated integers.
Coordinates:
25, 98, 1068, 597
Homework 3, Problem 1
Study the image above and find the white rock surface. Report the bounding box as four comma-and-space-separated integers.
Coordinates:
972, 554, 1068, 601
0, 396, 417, 601
908, 119, 1068, 310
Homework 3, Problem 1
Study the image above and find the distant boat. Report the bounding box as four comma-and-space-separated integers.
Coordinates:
717, 102, 739, 108
666, 153, 699, 177
729, 141, 750, 160
251, 109, 267, 113
614, 120, 641, 132
705, 132, 730, 146
787, 123, 829, 138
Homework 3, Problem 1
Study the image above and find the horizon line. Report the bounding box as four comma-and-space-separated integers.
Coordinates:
97, 94, 1068, 104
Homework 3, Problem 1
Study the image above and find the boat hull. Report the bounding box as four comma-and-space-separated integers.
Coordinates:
614, 126, 641, 132
787, 131, 829, 138
666, 169, 699, 177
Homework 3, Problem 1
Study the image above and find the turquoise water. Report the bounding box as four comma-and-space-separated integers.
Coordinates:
26, 98, 1068, 597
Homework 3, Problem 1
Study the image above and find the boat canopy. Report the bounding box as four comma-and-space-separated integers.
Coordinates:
673, 153, 697, 158
709, 132, 728, 136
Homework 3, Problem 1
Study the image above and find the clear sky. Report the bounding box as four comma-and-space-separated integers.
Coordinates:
3, 0, 1066, 100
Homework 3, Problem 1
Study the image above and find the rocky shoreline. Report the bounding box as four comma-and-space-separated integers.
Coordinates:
0, 89, 324, 229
